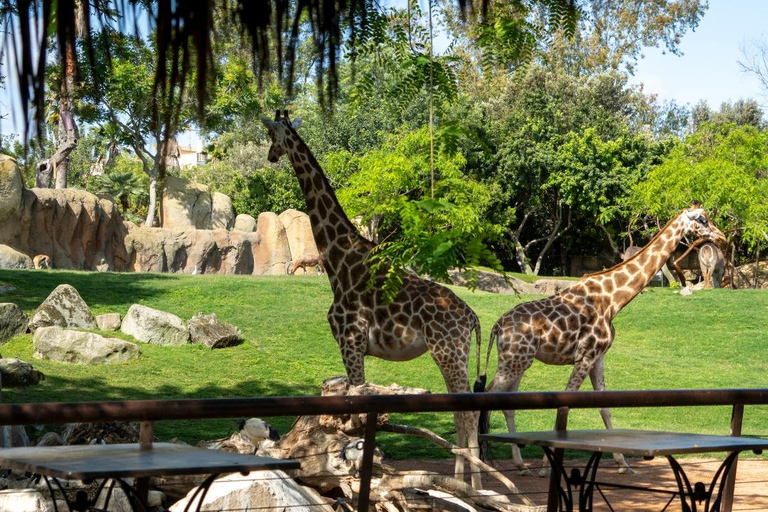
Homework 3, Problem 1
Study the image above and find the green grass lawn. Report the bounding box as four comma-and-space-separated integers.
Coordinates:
1, 268, 767, 460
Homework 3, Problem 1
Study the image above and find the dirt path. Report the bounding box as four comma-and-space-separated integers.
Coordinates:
390, 457, 768, 511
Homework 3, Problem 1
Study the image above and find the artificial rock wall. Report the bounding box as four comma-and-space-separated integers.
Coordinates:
0, 155, 318, 276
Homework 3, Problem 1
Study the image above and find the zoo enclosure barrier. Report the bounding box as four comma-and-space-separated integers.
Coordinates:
1, 388, 767, 512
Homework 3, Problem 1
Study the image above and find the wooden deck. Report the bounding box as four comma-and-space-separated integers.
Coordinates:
391, 457, 768, 511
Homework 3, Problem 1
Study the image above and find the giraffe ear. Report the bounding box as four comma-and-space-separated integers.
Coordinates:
292, 117, 302, 130
260, 116, 276, 130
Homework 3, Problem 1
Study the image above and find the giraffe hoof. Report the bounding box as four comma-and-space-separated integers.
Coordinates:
618, 466, 636, 475
517, 468, 535, 477
538, 467, 551, 478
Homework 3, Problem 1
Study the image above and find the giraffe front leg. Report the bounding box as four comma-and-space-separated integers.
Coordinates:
328, 311, 367, 386
590, 359, 634, 474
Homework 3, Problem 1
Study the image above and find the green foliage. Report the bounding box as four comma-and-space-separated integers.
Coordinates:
368, 196, 504, 301
632, 122, 768, 252
96, 157, 149, 223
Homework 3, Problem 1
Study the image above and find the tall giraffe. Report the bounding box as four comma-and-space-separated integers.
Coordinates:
481, 207, 726, 474
260, 112, 484, 487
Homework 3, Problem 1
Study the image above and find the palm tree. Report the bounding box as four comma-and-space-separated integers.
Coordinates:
97, 171, 145, 215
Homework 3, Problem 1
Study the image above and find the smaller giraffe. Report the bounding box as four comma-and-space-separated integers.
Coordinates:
33, 254, 51, 269
699, 242, 725, 289
287, 254, 325, 275
480, 207, 725, 475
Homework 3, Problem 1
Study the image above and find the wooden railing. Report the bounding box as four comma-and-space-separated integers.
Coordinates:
2, 388, 767, 511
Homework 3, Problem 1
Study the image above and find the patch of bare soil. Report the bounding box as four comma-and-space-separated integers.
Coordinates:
390, 457, 768, 511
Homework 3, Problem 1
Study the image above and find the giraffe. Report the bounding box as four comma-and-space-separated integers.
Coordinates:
480, 207, 726, 474
260, 111, 484, 488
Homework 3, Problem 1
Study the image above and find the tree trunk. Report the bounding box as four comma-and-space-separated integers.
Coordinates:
513, 241, 534, 274
52, 35, 79, 189
145, 169, 158, 227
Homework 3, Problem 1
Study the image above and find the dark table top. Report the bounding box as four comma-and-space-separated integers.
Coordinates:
480, 429, 768, 457
0, 443, 300, 480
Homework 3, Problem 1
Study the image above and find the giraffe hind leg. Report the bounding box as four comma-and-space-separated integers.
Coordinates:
590, 359, 634, 474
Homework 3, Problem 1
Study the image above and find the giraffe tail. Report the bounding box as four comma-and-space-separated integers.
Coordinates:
472, 314, 486, 393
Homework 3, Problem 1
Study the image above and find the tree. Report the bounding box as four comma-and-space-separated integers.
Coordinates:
79, 33, 195, 227
632, 122, 768, 266
480, 65, 665, 274
5, 0, 583, 140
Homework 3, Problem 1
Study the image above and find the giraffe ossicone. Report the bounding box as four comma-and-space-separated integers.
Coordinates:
481, 206, 726, 475
260, 111, 486, 489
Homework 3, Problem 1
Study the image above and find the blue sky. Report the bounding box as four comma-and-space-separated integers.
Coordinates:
629, 1, 767, 108
2, 2, 767, 140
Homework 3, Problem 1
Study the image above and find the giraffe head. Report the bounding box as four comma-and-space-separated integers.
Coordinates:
260, 110, 302, 163
680, 208, 726, 247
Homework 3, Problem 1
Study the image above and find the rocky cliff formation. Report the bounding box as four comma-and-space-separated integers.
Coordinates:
0, 155, 318, 276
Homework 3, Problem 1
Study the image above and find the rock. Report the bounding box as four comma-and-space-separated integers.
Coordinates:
0, 489, 50, 512
95, 313, 122, 331
120, 304, 190, 346
125, 226, 257, 275
279, 209, 321, 274
211, 192, 235, 230
0, 285, 16, 293
33, 326, 140, 364
93, 486, 165, 511
0, 187, 130, 271
188, 313, 242, 349
161, 176, 212, 229
169, 471, 334, 512
254, 212, 291, 275
532, 278, 575, 295
233, 214, 256, 232
0, 244, 33, 269
28, 284, 97, 332
0, 303, 28, 343
0, 154, 24, 225
0, 358, 45, 386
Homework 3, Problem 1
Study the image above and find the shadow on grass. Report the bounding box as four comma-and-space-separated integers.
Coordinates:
0, 268, 181, 313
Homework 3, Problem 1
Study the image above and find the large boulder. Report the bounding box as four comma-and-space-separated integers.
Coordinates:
0, 489, 51, 511
95, 313, 122, 331
254, 212, 291, 275
0, 185, 130, 271
233, 214, 256, 232
188, 313, 242, 349
0, 244, 33, 269
0, 155, 24, 225
0, 303, 29, 343
28, 284, 97, 332
33, 326, 139, 364
211, 192, 235, 230
0, 357, 45, 386
169, 471, 334, 512
121, 304, 190, 346
161, 176, 212, 230
279, 209, 321, 275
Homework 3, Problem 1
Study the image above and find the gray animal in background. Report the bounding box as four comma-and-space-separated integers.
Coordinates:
698, 242, 725, 289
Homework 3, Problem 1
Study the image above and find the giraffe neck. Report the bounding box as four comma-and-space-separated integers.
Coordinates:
285, 132, 365, 263
581, 212, 687, 316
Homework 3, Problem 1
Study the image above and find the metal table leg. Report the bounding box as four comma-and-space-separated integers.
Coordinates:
666, 451, 742, 512
541, 447, 602, 512
42, 474, 150, 512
